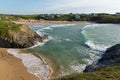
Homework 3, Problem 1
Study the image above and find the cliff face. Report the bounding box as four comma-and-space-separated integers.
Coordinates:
84, 44, 120, 72
0, 25, 48, 48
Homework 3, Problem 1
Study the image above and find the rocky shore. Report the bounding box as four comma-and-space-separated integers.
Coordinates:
0, 25, 48, 48
84, 44, 120, 72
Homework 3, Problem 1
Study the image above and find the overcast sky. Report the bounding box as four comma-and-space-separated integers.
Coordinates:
0, 0, 120, 14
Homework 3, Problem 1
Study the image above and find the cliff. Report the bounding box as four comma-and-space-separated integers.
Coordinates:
84, 44, 120, 72
0, 25, 48, 48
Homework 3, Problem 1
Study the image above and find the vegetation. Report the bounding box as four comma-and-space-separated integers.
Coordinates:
16, 14, 39, 19
15, 13, 120, 23
0, 14, 22, 37
0, 14, 120, 79
89, 15, 120, 23
0, 14, 20, 21
54, 66, 120, 80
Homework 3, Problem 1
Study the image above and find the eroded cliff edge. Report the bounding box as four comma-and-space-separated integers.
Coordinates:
0, 25, 48, 48
84, 44, 120, 72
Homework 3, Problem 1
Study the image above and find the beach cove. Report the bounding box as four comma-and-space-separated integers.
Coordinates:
27, 23, 120, 78
1, 21, 120, 80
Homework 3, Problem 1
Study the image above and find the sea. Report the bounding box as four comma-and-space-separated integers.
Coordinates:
29, 23, 120, 77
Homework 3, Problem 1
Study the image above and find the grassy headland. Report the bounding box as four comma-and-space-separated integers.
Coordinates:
54, 66, 120, 80
0, 21, 21, 37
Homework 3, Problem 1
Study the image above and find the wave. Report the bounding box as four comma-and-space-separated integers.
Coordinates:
29, 30, 52, 48
30, 30, 53, 48
33, 24, 76, 47
81, 24, 111, 52
29, 38, 51, 48
7, 49, 51, 80
64, 38, 72, 41
81, 24, 112, 70
85, 40, 111, 52
71, 64, 87, 73
40, 24, 76, 31
82, 24, 109, 31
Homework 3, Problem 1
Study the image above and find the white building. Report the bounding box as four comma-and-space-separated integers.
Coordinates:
75, 14, 81, 19
116, 12, 120, 16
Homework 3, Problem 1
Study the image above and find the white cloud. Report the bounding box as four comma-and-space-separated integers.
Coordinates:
42, 0, 120, 13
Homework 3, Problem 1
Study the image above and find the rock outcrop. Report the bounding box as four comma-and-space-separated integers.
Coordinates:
0, 25, 48, 48
84, 44, 120, 72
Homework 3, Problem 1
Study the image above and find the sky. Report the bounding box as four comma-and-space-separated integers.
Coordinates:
0, 0, 120, 14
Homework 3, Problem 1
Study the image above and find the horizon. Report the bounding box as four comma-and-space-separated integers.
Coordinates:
0, 0, 120, 14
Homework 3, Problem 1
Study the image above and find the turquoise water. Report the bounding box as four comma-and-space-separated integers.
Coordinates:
29, 23, 120, 76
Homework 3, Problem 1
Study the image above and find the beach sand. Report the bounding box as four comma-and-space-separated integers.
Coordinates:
13, 20, 90, 25
0, 48, 39, 80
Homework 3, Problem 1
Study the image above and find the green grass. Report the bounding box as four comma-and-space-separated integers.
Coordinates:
0, 21, 21, 37
19, 14, 39, 19
54, 66, 120, 80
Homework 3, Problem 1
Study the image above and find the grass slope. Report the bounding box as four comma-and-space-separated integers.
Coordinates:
54, 66, 120, 80
0, 21, 21, 37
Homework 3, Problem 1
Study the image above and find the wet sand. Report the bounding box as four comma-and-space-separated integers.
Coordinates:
0, 48, 39, 80
8, 49, 52, 80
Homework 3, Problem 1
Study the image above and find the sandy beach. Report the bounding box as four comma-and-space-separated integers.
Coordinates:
0, 48, 39, 80
7, 49, 52, 80
13, 20, 90, 25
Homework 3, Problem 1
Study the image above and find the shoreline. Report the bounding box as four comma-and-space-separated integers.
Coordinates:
19, 49, 54, 79
0, 48, 39, 80
7, 48, 52, 80
13, 20, 90, 25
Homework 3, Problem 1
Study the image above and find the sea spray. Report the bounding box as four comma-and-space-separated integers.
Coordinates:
7, 49, 50, 80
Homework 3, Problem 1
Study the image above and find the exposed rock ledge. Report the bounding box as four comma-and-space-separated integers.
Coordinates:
84, 44, 120, 72
0, 25, 48, 48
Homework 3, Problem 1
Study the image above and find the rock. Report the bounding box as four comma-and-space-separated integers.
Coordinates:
99, 44, 120, 63
0, 25, 48, 48
84, 44, 120, 72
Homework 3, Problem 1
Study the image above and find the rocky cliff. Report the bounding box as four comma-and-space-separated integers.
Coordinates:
0, 25, 48, 48
84, 44, 120, 72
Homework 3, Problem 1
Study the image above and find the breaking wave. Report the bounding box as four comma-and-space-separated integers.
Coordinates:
7, 49, 51, 80
40, 24, 76, 31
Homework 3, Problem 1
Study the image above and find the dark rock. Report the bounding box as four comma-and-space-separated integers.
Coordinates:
84, 44, 120, 72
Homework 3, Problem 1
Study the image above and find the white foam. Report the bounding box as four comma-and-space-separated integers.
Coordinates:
64, 38, 72, 41
30, 24, 76, 48
71, 64, 87, 73
82, 24, 106, 30
29, 36, 52, 48
36, 30, 44, 36
85, 40, 111, 52
7, 49, 50, 80
40, 24, 76, 31
82, 58, 93, 65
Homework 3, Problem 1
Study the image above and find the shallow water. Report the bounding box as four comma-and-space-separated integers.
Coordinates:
29, 23, 120, 76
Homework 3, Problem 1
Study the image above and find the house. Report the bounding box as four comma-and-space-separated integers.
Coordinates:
74, 14, 81, 19
90, 13, 97, 16
49, 14, 55, 19
116, 12, 120, 16
55, 14, 61, 18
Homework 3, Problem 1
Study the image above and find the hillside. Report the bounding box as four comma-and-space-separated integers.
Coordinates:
54, 66, 120, 80
0, 20, 48, 48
